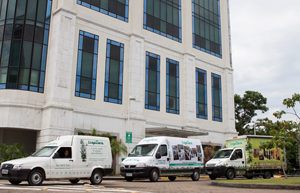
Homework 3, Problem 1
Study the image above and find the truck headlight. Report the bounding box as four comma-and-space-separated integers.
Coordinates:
136, 163, 147, 167
13, 164, 23, 170
121, 163, 125, 168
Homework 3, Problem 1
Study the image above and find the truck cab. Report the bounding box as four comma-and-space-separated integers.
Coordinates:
206, 148, 245, 180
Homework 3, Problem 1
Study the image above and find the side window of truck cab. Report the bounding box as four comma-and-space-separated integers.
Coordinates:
234, 149, 243, 160
158, 145, 167, 156
57, 147, 72, 158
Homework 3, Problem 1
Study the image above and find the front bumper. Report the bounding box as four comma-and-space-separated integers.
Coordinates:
120, 167, 152, 178
0, 168, 31, 181
205, 166, 227, 177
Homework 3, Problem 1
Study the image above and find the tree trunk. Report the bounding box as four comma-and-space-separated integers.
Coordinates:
280, 157, 288, 179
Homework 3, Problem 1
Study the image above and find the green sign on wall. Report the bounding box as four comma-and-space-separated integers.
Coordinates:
126, 132, 132, 143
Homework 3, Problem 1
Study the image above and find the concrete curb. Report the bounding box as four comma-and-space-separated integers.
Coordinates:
211, 181, 300, 190
103, 175, 209, 180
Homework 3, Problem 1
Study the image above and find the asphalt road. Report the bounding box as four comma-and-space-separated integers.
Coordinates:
0, 178, 299, 193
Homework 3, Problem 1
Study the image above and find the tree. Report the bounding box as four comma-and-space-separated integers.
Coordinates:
273, 93, 300, 170
77, 129, 127, 160
203, 143, 216, 164
0, 143, 28, 163
235, 91, 269, 135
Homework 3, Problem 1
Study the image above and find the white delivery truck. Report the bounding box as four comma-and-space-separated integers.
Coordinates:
120, 137, 204, 182
0, 135, 113, 185
205, 135, 286, 180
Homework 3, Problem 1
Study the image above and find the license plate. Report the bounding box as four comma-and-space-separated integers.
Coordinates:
207, 171, 212, 175
2, 169, 8, 174
126, 173, 133, 177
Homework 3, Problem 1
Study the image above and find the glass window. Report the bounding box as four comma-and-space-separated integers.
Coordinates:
158, 145, 167, 156
75, 30, 98, 100
145, 52, 160, 111
192, 0, 221, 57
104, 39, 124, 104
77, 0, 129, 22
196, 68, 207, 119
212, 73, 222, 122
0, 0, 52, 93
129, 144, 158, 157
31, 146, 57, 157
166, 58, 179, 114
144, 0, 181, 42
233, 149, 243, 159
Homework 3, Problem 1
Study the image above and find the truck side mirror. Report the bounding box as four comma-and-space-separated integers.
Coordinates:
156, 152, 161, 159
230, 154, 236, 160
53, 152, 59, 159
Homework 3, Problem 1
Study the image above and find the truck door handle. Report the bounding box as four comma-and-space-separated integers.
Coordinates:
167, 158, 169, 161
69, 160, 73, 162
242, 161, 244, 164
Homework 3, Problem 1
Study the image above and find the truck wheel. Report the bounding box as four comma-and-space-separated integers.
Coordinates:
209, 175, 217, 180
9, 180, 22, 185
263, 171, 272, 179
168, 176, 176, 181
90, 170, 103, 185
69, 179, 80, 184
149, 168, 159, 182
28, 169, 44, 186
226, 169, 235, 180
191, 169, 200, 181
125, 177, 134, 182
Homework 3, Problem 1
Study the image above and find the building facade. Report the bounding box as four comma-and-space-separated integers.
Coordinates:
0, 0, 236, 172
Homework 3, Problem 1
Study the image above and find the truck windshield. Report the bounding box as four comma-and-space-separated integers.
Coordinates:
128, 144, 158, 157
213, 150, 233, 159
31, 146, 57, 157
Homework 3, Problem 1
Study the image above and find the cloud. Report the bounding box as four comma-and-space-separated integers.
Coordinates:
230, 0, 300, 122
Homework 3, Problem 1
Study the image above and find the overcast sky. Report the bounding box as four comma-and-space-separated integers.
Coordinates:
229, 0, 300, 122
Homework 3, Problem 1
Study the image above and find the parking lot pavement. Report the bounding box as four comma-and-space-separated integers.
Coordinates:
0, 179, 299, 193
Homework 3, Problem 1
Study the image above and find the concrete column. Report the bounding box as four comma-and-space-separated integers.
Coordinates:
182, 53, 197, 127
224, 68, 236, 135
37, 7, 77, 148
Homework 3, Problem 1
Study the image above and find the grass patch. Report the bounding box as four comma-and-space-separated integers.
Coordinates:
216, 178, 300, 185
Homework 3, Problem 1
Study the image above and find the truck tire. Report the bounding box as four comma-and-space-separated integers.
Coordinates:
149, 168, 159, 182
9, 180, 22, 185
263, 171, 272, 179
28, 169, 44, 186
125, 177, 134, 182
69, 179, 80, 184
191, 169, 200, 181
90, 170, 103, 185
168, 176, 176, 181
226, 169, 235, 180
209, 175, 217, 180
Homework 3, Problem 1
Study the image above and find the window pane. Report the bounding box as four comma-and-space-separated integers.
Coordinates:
16, 0, 27, 20
148, 70, 157, 92
19, 68, 29, 85
0, 67, 7, 84
30, 70, 39, 86
37, 0, 47, 23
20, 41, 32, 68
1, 40, 11, 67
32, 43, 42, 70
81, 51, 93, 78
82, 36, 94, 53
6, 0, 17, 19
26, 0, 38, 20
108, 83, 118, 99
109, 59, 119, 84
80, 77, 92, 94
10, 40, 21, 66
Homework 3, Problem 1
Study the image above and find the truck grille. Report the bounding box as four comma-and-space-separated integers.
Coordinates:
125, 165, 136, 168
206, 164, 216, 167
1, 164, 13, 169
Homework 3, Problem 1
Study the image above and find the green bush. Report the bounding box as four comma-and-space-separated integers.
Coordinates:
0, 143, 28, 163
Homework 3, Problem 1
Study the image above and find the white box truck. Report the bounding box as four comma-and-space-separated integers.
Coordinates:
0, 135, 113, 185
205, 135, 286, 180
120, 136, 204, 182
